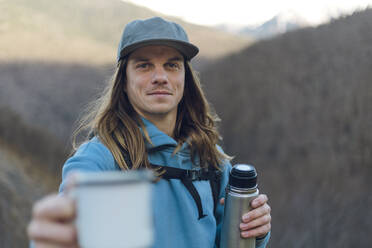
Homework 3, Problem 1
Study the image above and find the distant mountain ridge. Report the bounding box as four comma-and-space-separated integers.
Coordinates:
240, 11, 309, 39
217, 10, 309, 39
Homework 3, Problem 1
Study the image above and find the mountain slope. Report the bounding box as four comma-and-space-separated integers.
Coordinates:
201, 9, 372, 247
0, 144, 51, 247
0, 0, 252, 64
0, 107, 64, 247
0, 62, 109, 142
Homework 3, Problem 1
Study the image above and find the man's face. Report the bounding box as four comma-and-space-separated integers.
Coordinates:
125, 45, 185, 121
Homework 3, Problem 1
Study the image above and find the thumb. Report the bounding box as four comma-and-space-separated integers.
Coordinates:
64, 172, 79, 194
220, 198, 225, 205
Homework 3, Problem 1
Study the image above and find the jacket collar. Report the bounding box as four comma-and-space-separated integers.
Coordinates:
141, 117, 190, 155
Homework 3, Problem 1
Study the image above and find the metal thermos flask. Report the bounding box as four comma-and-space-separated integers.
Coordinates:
220, 164, 259, 248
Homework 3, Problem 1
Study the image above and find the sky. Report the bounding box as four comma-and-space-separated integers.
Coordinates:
123, 0, 372, 27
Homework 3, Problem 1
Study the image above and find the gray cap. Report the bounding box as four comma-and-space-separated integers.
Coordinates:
117, 17, 199, 62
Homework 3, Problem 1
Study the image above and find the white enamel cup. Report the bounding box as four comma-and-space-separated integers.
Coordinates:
69, 170, 154, 248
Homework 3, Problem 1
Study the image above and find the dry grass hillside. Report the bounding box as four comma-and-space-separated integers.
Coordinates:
0, 0, 252, 64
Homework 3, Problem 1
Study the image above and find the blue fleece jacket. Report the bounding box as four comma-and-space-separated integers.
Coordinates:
59, 118, 270, 248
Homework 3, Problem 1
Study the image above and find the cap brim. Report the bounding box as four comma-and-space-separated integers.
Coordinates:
119, 39, 199, 61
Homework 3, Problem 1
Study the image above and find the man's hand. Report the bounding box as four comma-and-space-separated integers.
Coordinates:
220, 194, 271, 239
28, 174, 79, 248
27, 194, 78, 248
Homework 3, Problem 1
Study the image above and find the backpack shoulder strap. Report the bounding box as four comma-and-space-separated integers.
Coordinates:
150, 163, 222, 221
208, 167, 223, 217
117, 145, 222, 221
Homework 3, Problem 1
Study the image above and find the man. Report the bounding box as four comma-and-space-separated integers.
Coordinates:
28, 17, 271, 247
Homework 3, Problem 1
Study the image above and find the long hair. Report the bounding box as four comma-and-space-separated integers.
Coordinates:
72, 58, 231, 171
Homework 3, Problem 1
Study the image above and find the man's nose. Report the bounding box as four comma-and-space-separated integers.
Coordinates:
151, 66, 168, 84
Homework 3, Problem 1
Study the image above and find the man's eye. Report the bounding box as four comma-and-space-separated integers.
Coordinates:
166, 63, 180, 69
137, 63, 149, 69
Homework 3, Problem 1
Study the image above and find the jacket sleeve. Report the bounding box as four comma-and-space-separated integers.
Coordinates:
256, 231, 270, 248
59, 138, 117, 193
214, 160, 232, 247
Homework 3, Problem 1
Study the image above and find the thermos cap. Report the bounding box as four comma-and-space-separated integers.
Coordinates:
229, 164, 257, 189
